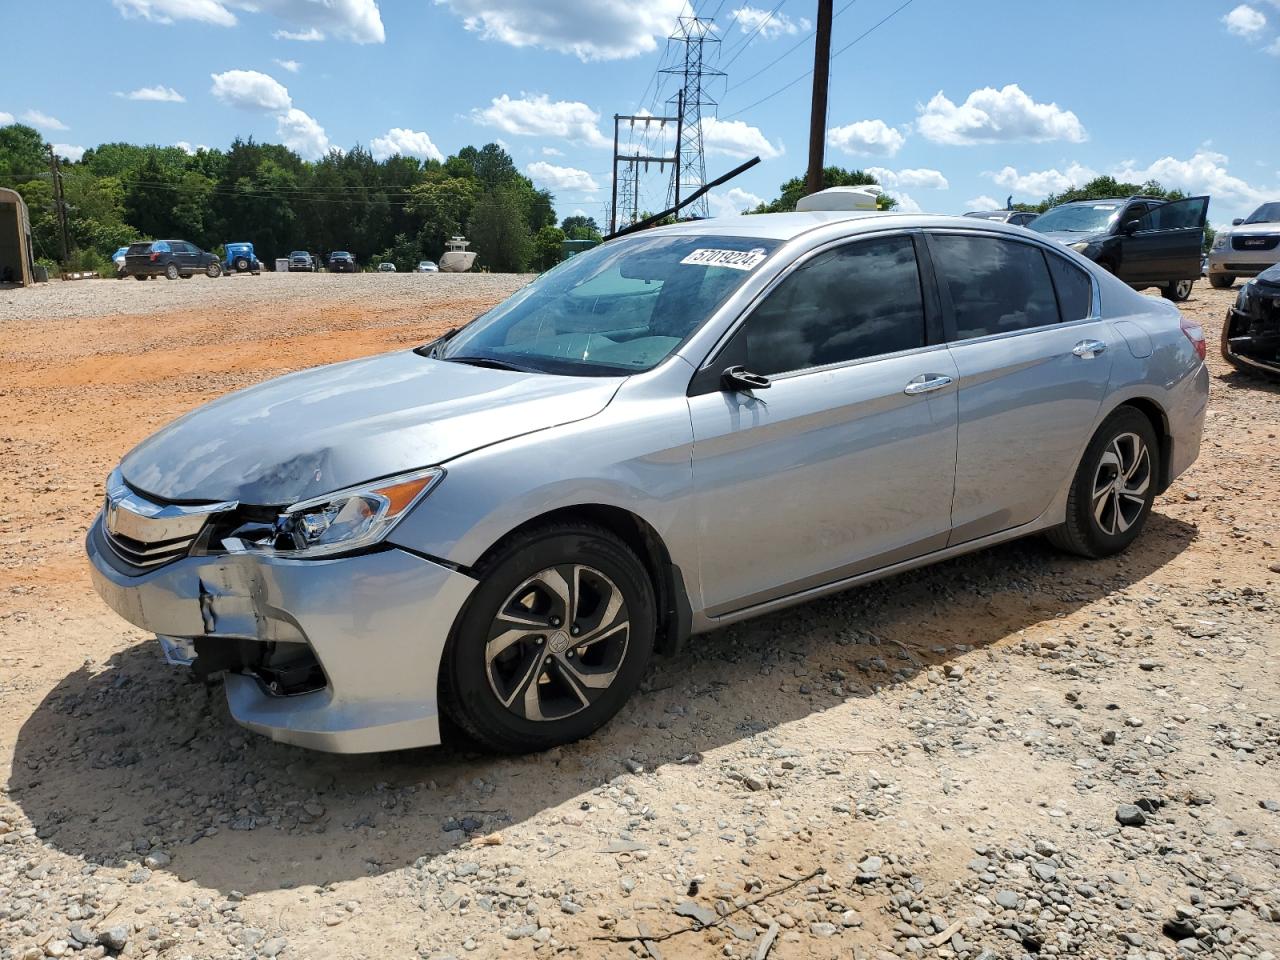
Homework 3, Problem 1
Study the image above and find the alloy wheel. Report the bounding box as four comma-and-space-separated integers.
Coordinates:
484, 564, 630, 723
1174, 279, 1193, 300
1091, 432, 1151, 536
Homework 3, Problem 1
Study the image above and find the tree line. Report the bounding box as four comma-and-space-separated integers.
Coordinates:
0, 123, 603, 275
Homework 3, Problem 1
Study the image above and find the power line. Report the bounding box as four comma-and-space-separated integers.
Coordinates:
725, 0, 858, 93
718, 0, 785, 68
721, 0, 918, 120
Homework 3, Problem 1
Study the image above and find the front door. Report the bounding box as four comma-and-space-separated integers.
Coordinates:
926, 231, 1114, 543
688, 233, 959, 617
1116, 196, 1209, 284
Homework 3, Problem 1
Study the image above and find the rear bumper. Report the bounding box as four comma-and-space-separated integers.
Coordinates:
86, 516, 477, 752
1168, 362, 1210, 483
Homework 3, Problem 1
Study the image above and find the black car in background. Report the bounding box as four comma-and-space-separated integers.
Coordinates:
1029, 195, 1209, 301
1222, 262, 1280, 379
328, 251, 357, 273
964, 209, 1039, 227
123, 240, 222, 280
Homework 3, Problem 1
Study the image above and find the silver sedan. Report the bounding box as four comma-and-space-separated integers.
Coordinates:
86, 205, 1210, 754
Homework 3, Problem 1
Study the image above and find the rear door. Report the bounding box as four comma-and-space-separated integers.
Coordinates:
687, 232, 959, 616
927, 231, 1113, 544
1117, 197, 1209, 283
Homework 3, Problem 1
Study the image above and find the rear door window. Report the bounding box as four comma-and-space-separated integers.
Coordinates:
1045, 253, 1094, 322
929, 234, 1061, 340
741, 234, 927, 376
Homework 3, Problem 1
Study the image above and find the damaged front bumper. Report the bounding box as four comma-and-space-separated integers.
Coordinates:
86, 515, 477, 752
1222, 281, 1280, 378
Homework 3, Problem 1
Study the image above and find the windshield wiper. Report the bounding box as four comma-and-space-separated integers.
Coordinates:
440, 355, 538, 373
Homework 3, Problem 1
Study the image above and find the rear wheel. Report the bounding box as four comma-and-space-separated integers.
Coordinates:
1209, 274, 1234, 289
133, 274, 147, 281
1048, 408, 1160, 558
439, 523, 655, 753
234, 257, 250, 272
1162, 279, 1194, 302
164, 262, 179, 281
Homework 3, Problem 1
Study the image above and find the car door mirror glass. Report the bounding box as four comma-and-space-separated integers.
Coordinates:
1123, 219, 1142, 235
1232, 218, 1244, 226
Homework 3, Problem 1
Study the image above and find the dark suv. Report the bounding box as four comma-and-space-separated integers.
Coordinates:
328, 251, 357, 273
1030, 195, 1208, 301
123, 240, 223, 280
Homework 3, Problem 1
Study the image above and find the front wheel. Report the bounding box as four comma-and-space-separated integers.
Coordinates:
234, 257, 250, 272
1047, 408, 1160, 558
439, 524, 655, 753
206, 261, 222, 278
164, 262, 179, 281
1162, 279, 1194, 302
1209, 274, 1234, 290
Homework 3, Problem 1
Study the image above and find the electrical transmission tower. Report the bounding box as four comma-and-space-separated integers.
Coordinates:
608, 103, 681, 235
663, 16, 723, 219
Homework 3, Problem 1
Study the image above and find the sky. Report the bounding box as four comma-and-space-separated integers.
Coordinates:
3, 0, 1279, 229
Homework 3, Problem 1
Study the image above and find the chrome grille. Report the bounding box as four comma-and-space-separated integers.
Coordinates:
100, 470, 238, 573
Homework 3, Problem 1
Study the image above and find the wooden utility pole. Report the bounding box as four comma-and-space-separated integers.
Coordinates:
805, 0, 834, 197
47, 145, 71, 267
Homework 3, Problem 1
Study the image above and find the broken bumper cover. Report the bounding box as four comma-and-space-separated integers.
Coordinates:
86, 516, 477, 753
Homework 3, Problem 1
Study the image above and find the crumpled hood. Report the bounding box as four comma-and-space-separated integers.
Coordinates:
121, 351, 622, 505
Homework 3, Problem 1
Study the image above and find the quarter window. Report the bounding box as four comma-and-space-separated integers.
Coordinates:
930, 234, 1060, 340
1046, 254, 1093, 322
742, 235, 926, 376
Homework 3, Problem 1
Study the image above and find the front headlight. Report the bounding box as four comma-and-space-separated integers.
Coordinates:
1212, 232, 1229, 250
229, 467, 443, 558
1068, 241, 1091, 253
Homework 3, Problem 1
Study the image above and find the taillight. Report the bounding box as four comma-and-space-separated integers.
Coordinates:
1180, 315, 1206, 361
149, 252, 159, 262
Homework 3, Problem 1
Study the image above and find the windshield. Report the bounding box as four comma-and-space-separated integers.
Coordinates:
1245, 202, 1280, 224
1029, 203, 1122, 234
332, 251, 350, 258
291, 251, 308, 257
436, 233, 780, 376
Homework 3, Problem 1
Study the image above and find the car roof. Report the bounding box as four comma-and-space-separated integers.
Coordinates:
1057, 196, 1166, 206
637, 210, 1060, 243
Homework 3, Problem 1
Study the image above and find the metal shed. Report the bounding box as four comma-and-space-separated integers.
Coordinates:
0, 187, 36, 286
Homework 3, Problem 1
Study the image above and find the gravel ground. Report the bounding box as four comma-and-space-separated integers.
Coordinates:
0, 278, 1278, 960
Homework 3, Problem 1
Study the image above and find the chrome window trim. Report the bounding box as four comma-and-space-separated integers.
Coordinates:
691, 226, 930, 377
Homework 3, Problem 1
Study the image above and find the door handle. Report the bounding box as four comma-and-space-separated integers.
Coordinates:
903, 374, 954, 395
1072, 339, 1107, 359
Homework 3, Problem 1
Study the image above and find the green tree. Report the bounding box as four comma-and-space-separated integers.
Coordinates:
532, 225, 565, 271
470, 184, 532, 272
374, 232, 422, 273
561, 215, 602, 241
753, 167, 898, 213
1034, 176, 1185, 213
0, 124, 47, 181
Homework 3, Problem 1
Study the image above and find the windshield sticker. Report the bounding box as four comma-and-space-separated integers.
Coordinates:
680, 248, 768, 271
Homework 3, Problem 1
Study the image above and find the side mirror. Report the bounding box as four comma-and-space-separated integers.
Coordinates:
1232, 218, 1244, 226
1122, 219, 1142, 235
722, 365, 770, 392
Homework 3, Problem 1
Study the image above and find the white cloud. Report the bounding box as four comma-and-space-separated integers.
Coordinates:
274, 58, 301, 73
526, 161, 599, 193
276, 107, 330, 159
987, 162, 1097, 196
826, 119, 906, 158
1111, 150, 1272, 212
118, 85, 186, 102
112, 0, 237, 27
1223, 4, 1267, 36
732, 5, 811, 39
866, 166, 949, 190
210, 70, 292, 111
370, 127, 444, 162
0, 112, 13, 125
1267, 35, 1280, 54
21, 109, 68, 131
965, 195, 1002, 211
435, 0, 684, 60
174, 141, 209, 154
701, 117, 784, 160
917, 84, 1086, 145
274, 27, 324, 40
892, 192, 923, 214
708, 186, 764, 218
114, 0, 384, 42
472, 93, 609, 148
541, 146, 564, 157
52, 144, 85, 162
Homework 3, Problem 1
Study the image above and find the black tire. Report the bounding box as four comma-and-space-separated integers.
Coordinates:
1047, 407, 1160, 559
206, 261, 222, 278
1209, 274, 1234, 290
164, 262, 179, 281
439, 523, 655, 753
179, 273, 192, 279
1162, 279, 1194, 302
133, 274, 147, 281
235, 257, 250, 272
